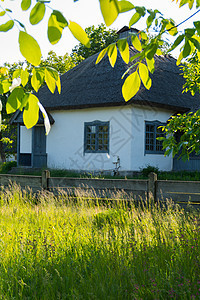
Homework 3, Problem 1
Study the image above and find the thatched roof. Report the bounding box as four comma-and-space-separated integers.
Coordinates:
37, 46, 200, 113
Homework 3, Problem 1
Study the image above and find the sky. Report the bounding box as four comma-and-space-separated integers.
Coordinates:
0, 0, 200, 64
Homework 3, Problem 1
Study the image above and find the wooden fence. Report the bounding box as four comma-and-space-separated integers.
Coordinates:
0, 171, 200, 204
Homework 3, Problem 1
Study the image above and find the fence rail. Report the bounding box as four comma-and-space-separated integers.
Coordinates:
0, 171, 200, 204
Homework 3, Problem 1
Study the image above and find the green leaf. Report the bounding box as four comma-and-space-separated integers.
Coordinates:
18, 92, 29, 111
13, 69, 22, 80
0, 20, 14, 32
31, 68, 43, 92
135, 6, 146, 16
146, 57, 155, 73
194, 21, 200, 35
0, 11, 6, 17
29, 2, 46, 25
48, 10, 68, 45
146, 9, 156, 28
131, 35, 142, 51
6, 87, 24, 114
45, 68, 56, 93
177, 51, 183, 65
68, 21, 90, 48
117, 38, 129, 64
197, 0, 200, 7
139, 62, 152, 90
122, 71, 141, 101
179, 0, 189, 7
118, 1, 134, 13
21, 69, 29, 87
99, 0, 119, 27
56, 76, 61, 94
96, 48, 107, 64
23, 94, 39, 129
169, 34, 184, 52
189, 36, 200, 51
0, 80, 11, 94
156, 48, 162, 56
107, 43, 117, 67
183, 40, 192, 58
129, 12, 141, 27
21, 0, 31, 11
189, 0, 194, 9
166, 22, 178, 36
146, 43, 158, 60
185, 28, 196, 38
19, 31, 42, 66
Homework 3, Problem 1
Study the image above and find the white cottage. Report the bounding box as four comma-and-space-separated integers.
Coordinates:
10, 28, 200, 173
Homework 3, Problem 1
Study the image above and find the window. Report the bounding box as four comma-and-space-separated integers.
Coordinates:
84, 121, 109, 153
145, 121, 165, 154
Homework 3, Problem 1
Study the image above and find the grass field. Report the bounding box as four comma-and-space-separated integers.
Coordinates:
0, 184, 200, 299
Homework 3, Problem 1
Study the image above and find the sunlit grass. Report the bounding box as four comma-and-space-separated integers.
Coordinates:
0, 184, 199, 299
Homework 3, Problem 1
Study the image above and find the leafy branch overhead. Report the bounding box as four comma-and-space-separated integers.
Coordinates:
0, 0, 200, 135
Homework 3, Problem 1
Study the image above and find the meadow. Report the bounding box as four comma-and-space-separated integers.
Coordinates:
0, 184, 199, 299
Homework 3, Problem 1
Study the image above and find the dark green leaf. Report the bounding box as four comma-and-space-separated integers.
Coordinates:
183, 40, 192, 58
135, 6, 146, 16
194, 21, 200, 35
146, 43, 158, 60
185, 28, 196, 38
169, 34, 184, 52
6, 87, 25, 114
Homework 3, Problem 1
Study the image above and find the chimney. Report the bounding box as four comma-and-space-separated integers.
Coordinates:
117, 26, 139, 40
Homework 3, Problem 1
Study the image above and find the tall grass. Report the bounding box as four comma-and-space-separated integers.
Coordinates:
0, 184, 199, 299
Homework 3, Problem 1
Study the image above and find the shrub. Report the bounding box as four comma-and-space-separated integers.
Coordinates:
140, 165, 159, 177
0, 161, 17, 174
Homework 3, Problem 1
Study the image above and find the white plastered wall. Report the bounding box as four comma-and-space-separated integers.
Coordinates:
46, 107, 132, 171
46, 104, 174, 171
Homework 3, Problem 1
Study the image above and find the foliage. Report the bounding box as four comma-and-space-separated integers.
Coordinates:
0, 186, 199, 298
181, 54, 200, 96
140, 165, 159, 177
0, 160, 17, 173
158, 110, 200, 160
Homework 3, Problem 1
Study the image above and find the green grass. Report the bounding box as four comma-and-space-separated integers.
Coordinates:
4, 161, 200, 181
0, 185, 199, 299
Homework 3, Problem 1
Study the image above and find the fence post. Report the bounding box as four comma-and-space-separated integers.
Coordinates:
41, 170, 50, 190
148, 172, 157, 201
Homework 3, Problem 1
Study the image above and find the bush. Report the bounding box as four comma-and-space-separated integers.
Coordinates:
140, 165, 159, 177
0, 161, 17, 174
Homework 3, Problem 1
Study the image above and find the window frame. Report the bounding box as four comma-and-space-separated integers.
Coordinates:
145, 120, 166, 154
84, 120, 109, 154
